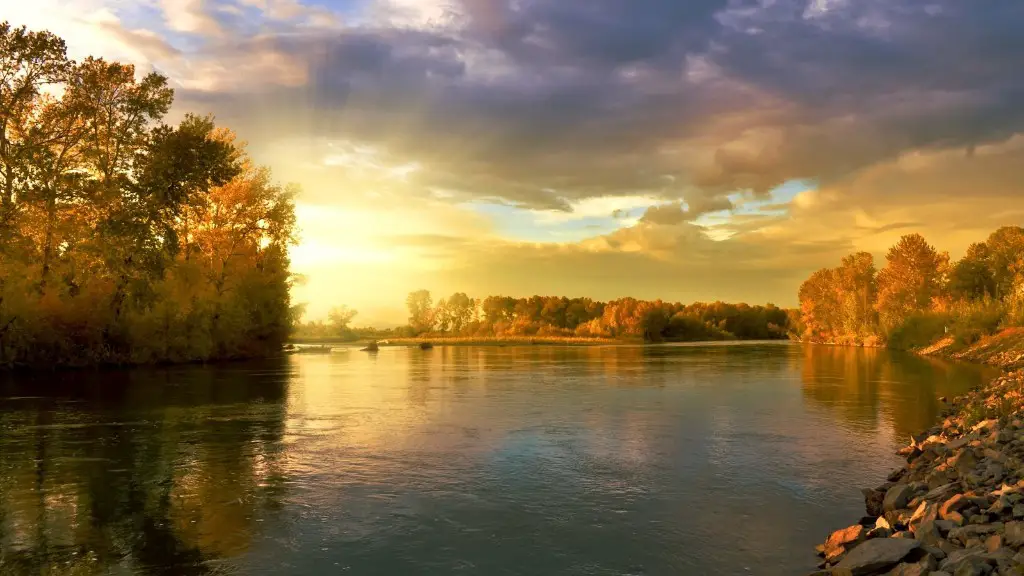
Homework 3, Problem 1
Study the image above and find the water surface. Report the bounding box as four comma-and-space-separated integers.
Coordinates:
0, 343, 1000, 575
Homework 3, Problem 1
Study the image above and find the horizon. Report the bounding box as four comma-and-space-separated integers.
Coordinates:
12, 1, 1024, 326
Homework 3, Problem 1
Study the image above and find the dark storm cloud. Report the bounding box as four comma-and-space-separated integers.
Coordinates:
174, 0, 1024, 210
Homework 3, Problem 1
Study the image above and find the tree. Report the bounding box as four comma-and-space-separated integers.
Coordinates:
0, 23, 71, 247
985, 227, 1024, 301
327, 306, 357, 337
949, 242, 996, 301
875, 234, 948, 329
837, 252, 878, 335
445, 292, 473, 333
406, 290, 434, 334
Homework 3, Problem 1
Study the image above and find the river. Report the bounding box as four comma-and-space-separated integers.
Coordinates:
0, 342, 1001, 575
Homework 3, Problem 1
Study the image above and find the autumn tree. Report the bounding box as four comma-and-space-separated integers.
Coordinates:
0, 22, 297, 367
875, 234, 948, 330
406, 290, 434, 335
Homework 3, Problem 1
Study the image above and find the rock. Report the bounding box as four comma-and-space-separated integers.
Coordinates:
940, 547, 987, 571
824, 541, 847, 563
923, 544, 947, 560
951, 556, 992, 576
925, 483, 958, 501
1004, 521, 1024, 547
864, 488, 887, 517
877, 516, 893, 530
832, 538, 921, 576
956, 451, 980, 475
885, 484, 914, 512
973, 419, 1000, 433
942, 494, 971, 519
909, 501, 940, 527
947, 511, 967, 526
827, 525, 867, 549
931, 572, 952, 576
1014, 504, 1024, 519
888, 468, 907, 482
935, 520, 957, 534
987, 534, 1005, 553
969, 514, 992, 525
915, 520, 944, 547
884, 555, 936, 576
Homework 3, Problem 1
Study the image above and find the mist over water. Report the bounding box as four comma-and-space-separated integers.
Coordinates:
0, 343, 1000, 575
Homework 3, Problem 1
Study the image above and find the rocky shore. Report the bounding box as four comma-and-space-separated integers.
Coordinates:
811, 369, 1024, 576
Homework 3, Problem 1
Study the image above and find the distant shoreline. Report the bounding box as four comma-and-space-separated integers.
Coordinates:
287, 336, 795, 348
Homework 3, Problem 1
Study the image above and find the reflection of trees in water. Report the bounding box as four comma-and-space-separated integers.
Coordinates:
798, 345, 994, 438
0, 361, 289, 575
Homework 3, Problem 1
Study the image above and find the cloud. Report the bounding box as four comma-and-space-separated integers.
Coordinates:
18, 0, 1024, 320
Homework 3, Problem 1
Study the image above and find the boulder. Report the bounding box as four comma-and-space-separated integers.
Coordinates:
984, 534, 1002, 553
914, 520, 944, 547
885, 484, 914, 513
832, 538, 921, 576
941, 494, 970, 519
864, 488, 886, 517
950, 556, 992, 576
939, 547, 987, 572
1004, 521, 1024, 547
827, 525, 866, 549
948, 523, 1000, 545
908, 501, 939, 527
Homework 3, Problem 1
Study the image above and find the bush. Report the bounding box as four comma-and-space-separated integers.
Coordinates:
887, 312, 951, 351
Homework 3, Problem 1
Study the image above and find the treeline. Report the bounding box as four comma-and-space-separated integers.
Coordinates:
411, 291, 792, 342
295, 292, 794, 343
0, 24, 296, 367
797, 227, 1024, 349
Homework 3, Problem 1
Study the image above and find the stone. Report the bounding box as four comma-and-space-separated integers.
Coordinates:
886, 484, 915, 513
824, 541, 847, 563
909, 501, 940, 527
923, 545, 947, 560
928, 472, 956, 491
915, 520, 945, 547
877, 516, 893, 530
888, 468, 907, 482
973, 419, 1000, 433
951, 556, 992, 576
1003, 521, 1024, 547
940, 547, 987, 572
1014, 504, 1024, 519
884, 557, 935, 576
947, 511, 967, 526
949, 523, 1001, 545
832, 538, 921, 576
864, 488, 887, 517
935, 520, 957, 533
827, 525, 866, 549
943, 494, 971, 519
970, 514, 992, 525
955, 451, 980, 475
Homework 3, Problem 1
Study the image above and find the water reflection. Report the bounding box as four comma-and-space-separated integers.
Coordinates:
798, 345, 1001, 438
0, 345, 1000, 575
0, 362, 290, 575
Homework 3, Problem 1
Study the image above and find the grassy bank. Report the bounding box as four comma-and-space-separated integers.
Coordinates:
919, 327, 1024, 371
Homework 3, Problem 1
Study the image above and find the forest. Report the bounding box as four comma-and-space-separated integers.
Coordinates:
0, 23, 296, 367
797, 227, 1024, 349
293, 292, 794, 343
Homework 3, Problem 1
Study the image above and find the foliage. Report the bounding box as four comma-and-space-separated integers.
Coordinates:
395, 291, 791, 343
798, 227, 1024, 349
0, 23, 296, 368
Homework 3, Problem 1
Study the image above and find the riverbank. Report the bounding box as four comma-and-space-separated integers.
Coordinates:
810, 334, 1024, 575
919, 328, 1024, 371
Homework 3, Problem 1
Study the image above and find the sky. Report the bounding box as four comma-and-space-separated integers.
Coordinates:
9, 0, 1024, 325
